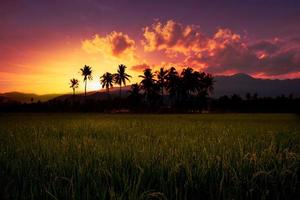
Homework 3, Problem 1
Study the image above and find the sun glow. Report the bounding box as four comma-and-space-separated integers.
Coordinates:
87, 81, 101, 92
0, 38, 142, 94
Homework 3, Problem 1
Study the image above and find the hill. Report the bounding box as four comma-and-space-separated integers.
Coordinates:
213, 73, 300, 98
0, 92, 61, 103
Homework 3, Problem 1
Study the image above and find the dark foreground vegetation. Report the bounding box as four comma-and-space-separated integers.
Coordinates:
1, 93, 300, 113
0, 114, 299, 199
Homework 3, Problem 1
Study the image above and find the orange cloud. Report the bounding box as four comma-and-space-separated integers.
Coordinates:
141, 20, 249, 72
82, 31, 136, 57
81, 31, 141, 81
130, 63, 151, 71
142, 20, 206, 56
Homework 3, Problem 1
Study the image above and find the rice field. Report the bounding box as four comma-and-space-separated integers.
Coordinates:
0, 113, 299, 199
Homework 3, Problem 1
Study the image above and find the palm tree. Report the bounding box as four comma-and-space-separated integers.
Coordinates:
166, 67, 180, 101
128, 83, 143, 109
114, 64, 132, 98
80, 65, 93, 97
69, 78, 79, 96
181, 67, 198, 96
129, 83, 141, 97
156, 67, 168, 103
100, 72, 114, 96
139, 68, 156, 101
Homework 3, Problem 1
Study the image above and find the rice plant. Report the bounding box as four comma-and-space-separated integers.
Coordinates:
0, 114, 299, 199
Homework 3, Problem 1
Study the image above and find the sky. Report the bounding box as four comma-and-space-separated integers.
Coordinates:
1, 0, 300, 94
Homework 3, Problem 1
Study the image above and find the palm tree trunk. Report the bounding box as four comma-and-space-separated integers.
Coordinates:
72, 88, 75, 105
161, 87, 164, 105
85, 80, 87, 97
145, 91, 149, 105
119, 84, 122, 98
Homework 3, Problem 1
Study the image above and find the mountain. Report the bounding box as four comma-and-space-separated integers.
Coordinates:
0, 92, 61, 103
1, 74, 299, 103
213, 73, 300, 98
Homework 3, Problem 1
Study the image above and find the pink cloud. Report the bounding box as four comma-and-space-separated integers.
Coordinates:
109, 31, 135, 56
142, 20, 300, 78
142, 20, 206, 56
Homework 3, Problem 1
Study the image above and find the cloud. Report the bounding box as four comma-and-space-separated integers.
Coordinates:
142, 20, 206, 56
110, 32, 135, 56
82, 31, 135, 57
81, 31, 141, 70
130, 62, 184, 72
141, 20, 300, 78
250, 40, 280, 54
258, 49, 300, 75
130, 63, 151, 71
188, 37, 300, 76
80, 21, 300, 78
289, 36, 300, 44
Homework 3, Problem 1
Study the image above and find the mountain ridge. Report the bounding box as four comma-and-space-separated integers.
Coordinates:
214, 73, 300, 98
1, 73, 300, 102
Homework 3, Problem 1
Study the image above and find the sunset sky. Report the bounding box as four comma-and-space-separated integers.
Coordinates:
1, 0, 300, 94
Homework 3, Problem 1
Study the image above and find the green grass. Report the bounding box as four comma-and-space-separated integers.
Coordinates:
0, 114, 299, 199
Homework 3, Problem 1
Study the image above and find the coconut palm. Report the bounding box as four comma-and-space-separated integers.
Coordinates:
129, 83, 141, 97
100, 72, 114, 96
128, 83, 143, 109
114, 64, 132, 98
69, 78, 79, 96
139, 68, 158, 103
166, 67, 180, 101
181, 67, 198, 96
156, 67, 168, 103
80, 65, 93, 97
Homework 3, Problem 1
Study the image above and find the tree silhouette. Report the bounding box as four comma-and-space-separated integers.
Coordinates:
166, 67, 180, 101
129, 83, 141, 97
100, 72, 114, 97
69, 78, 79, 96
156, 67, 168, 104
80, 65, 93, 97
61, 65, 216, 112
128, 83, 143, 110
181, 67, 198, 97
139, 68, 157, 103
114, 64, 131, 98
246, 93, 251, 101
202, 73, 214, 95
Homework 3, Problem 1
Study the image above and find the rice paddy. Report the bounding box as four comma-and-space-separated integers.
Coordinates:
0, 113, 299, 199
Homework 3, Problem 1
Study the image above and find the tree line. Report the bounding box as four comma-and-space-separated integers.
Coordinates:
2, 64, 299, 113
68, 64, 214, 111
70, 64, 132, 98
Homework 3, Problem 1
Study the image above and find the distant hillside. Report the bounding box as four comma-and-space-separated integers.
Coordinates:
213, 73, 300, 98
52, 86, 132, 102
1, 74, 299, 103
0, 92, 61, 103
